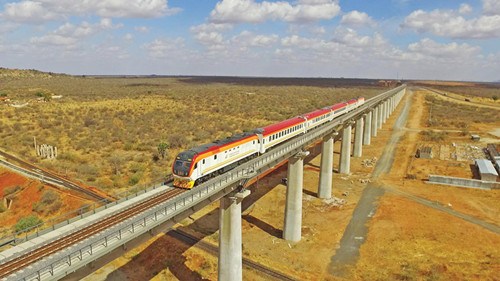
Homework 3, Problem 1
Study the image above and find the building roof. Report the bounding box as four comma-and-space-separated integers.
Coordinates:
475, 159, 498, 176
419, 147, 432, 154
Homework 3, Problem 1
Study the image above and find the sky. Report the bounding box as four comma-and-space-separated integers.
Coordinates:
0, 0, 499, 81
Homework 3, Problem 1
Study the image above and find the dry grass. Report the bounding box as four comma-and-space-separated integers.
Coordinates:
0, 69, 384, 195
355, 194, 499, 281
424, 94, 499, 128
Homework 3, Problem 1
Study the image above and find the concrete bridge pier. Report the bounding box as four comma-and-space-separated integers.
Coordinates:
318, 132, 337, 199
353, 117, 363, 157
381, 101, 387, 122
218, 189, 251, 281
284, 150, 309, 242
371, 106, 378, 137
384, 101, 389, 123
377, 105, 383, 129
339, 124, 352, 174
363, 112, 372, 145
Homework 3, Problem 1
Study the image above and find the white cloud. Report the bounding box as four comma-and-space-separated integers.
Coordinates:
458, 3, 472, 15
1, 0, 181, 23
333, 28, 385, 48
124, 33, 133, 41
210, 0, 341, 23
231, 31, 278, 47
402, 8, 500, 39
2, 1, 60, 23
407, 38, 481, 59
341, 10, 374, 26
483, 0, 500, 15
190, 23, 233, 51
30, 19, 120, 47
134, 26, 150, 33
143, 38, 186, 58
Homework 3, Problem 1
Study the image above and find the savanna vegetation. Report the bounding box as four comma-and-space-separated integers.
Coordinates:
424, 94, 499, 128
0, 69, 386, 196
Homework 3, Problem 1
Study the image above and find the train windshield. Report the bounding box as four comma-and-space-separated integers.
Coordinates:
173, 150, 196, 176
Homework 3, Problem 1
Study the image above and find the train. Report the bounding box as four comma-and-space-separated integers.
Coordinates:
172, 97, 365, 188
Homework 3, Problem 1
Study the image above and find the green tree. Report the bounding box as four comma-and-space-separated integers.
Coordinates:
15, 215, 42, 232
493, 95, 498, 101
157, 142, 169, 159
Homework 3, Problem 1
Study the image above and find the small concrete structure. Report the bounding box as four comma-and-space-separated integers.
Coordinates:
475, 159, 498, 181
339, 125, 352, 174
429, 175, 500, 190
417, 147, 433, 159
495, 159, 500, 174
218, 190, 250, 281
471, 134, 480, 141
283, 150, 309, 242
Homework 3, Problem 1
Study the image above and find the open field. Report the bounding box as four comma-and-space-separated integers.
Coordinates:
0, 167, 92, 238
0, 69, 385, 197
1, 70, 499, 280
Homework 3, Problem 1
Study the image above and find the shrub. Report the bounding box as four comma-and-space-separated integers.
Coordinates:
33, 190, 61, 214
420, 130, 447, 142
15, 215, 43, 232
128, 173, 142, 185
3, 185, 21, 196
493, 95, 498, 101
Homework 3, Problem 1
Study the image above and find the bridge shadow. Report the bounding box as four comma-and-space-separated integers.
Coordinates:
107, 138, 330, 279
243, 215, 282, 238
107, 165, 290, 279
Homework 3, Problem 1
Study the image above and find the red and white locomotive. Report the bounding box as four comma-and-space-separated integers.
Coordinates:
172, 97, 365, 188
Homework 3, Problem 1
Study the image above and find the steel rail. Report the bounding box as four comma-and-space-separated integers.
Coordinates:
0, 188, 185, 279
0, 85, 406, 280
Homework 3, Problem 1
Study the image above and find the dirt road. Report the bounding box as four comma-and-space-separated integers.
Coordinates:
330, 87, 499, 277
329, 88, 414, 277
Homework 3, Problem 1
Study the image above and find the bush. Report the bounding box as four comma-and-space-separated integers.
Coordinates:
420, 130, 447, 142
128, 173, 142, 185
3, 185, 21, 196
33, 190, 61, 214
493, 95, 498, 101
15, 215, 43, 232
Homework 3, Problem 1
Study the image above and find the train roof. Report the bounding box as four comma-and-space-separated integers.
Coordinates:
331, 102, 348, 110
178, 132, 256, 160
257, 117, 305, 136
302, 108, 331, 119
347, 98, 358, 104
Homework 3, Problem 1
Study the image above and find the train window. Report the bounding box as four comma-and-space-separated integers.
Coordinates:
203, 159, 205, 164
194, 163, 197, 169
214, 155, 217, 160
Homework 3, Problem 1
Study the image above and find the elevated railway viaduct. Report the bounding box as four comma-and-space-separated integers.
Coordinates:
0, 85, 406, 281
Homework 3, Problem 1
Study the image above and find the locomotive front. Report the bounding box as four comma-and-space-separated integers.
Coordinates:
172, 150, 196, 188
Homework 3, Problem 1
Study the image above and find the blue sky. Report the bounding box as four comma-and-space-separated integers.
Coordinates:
0, 0, 499, 81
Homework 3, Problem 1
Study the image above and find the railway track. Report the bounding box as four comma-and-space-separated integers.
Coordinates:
170, 229, 297, 281
0, 150, 111, 202
0, 187, 185, 279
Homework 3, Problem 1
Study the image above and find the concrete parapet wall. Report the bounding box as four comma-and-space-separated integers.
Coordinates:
428, 175, 500, 190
